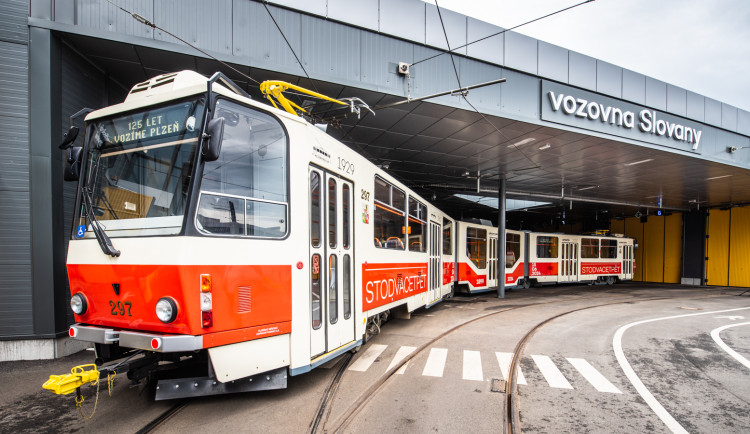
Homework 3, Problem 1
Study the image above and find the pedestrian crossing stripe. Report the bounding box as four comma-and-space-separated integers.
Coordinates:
347, 345, 622, 393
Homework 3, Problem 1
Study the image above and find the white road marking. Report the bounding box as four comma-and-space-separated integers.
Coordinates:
714, 315, 745, 320
567, 358, 622, 393
613, 306, 750, 434
348, 344, 387, 372
532, 355, 573, 389
387, 345, 417, 374
710, 322, 750, 370
463, 350, 484, 381
495, 352, 527, 385
422, 348, 448, 377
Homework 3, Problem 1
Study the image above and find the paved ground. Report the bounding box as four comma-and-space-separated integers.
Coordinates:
2, 283, 749, 433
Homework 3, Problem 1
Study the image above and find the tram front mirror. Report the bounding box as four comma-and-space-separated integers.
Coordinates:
203, 117, 225, 162
64, 146, 83, 181
58, 126, 79, 150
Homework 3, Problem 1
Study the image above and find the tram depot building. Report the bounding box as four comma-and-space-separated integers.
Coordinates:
2, 0, 750, 361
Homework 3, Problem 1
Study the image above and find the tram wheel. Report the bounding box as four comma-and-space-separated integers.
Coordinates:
521, 279, 531, 289
606, 276, 615, 285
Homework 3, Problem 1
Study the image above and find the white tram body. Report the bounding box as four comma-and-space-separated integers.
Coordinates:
64, 71, 457, 398
454, 220, 498, 293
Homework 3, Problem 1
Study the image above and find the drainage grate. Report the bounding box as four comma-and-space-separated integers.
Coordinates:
490, 378, 506, 393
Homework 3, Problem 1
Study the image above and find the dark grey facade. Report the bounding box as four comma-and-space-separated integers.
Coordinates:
2, 0, 749, 360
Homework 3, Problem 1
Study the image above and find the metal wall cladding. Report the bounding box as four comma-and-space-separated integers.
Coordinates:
721, 103, 738, 131
568, 51, 596, 90
538, 41, 568, 83
467, 18, 503, 66
425, 6, 465, 54
622, 69, 646, 105
0, 31, 31, 335
739, 110, 750, 136
500, 69, 539, 120
596, 61, 622, 99
360, 32, 412, 93
233, 1, 301, 72
457, 57, 502, 113
504, 32, 537, 75
77, 0, 155, 39
153, 0, 232, 55
0, 0, 29, 44
645, 77, 667, 111
666, 84, 687, 117
704, 97, 722, 127
270, 0, 327, 17
300, 16, 360, 83
686, 90, 705, 122
379, 0, 425, 43
328, 0, 378, 32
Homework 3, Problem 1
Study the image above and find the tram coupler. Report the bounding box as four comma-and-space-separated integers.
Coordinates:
42, 364, 101, 395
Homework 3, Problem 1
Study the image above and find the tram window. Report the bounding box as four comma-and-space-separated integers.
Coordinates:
343, 254, 351, 319
506, 233, 521, 267
466, 227, 487, 269
442, 217, 452, 255
310, 172, 321, 247
311, 254, 321, 330
199, 99, 288, 238
581, 238, 599, 259
329, 255, 338, 324
373, 176, 405, 250
196, 194, 244, 235
245, 200, 286, 237
408, 197, 427, 253
328, 179, 337, 248
536, 236, 558, 258
342, 184, 350, 249
600, 239, 617, 258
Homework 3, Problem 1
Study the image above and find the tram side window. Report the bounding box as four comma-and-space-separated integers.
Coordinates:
442, 217, 452, 255
536, 236, 558, 258
466, 227, 487, 269
373, 176, 405, 250
197, 99, 288, 238
581, 238, 599, 259
408, 197, 427, 252
506, 233, 521, 267
600, 239, 617, 258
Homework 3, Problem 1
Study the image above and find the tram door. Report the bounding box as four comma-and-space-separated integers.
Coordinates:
428, 221, 442, 303
623, 244, 634, 279
560, 241, 579, 282
309, 167, 355, 359
488, 235, 498, 287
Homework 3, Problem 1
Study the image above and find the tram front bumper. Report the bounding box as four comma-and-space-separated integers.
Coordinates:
69, 324, 203, 352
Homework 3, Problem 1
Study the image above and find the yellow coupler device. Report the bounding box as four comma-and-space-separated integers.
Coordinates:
43, 364, 106, 418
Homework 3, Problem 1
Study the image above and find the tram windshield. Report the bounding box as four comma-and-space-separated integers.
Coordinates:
75, 99, 204, 239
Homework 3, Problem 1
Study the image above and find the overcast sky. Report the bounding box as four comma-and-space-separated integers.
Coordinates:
425, 0, 750, 112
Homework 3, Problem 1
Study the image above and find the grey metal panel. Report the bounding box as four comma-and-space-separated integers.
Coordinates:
30, 0, 52, 20
568, 51, 595, 90
300, 15, 360, 82
738, 109, 750, 136
55, 0, 76, 25
154, 0, 232, 55
645, 77, 666, 111
411, 45, 462, 105
666, 85, 686, 117
458, 57, 502, 113
705, 97, 722, 127
379, 0, 425, 43
596, 61, 621, 98
268, 0, 326, 17
686, 91, 704, 122
0, 37, 31, 336
360, 32, 413, 93
0, 0, 29, 44
538, 41, 567, 83
328, 0, 378, 31
466, 17, 503, 66
622, 69, 645, 105
722, 103, 738, 132
500, 69, 539, 120
425, 5, 466, 54
504, 32, 537, 75
233, 1, 302, 75
76, 0, 154, 39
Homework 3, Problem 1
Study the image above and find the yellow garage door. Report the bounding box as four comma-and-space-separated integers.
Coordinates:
643, 216, 665, 282
663, 213, 683, 284
706, 209, 730, 286
729, 206, 750, 287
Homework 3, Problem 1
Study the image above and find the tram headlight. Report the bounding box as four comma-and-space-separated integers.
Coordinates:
155, 297, 178, 323
70, 293, 87, 315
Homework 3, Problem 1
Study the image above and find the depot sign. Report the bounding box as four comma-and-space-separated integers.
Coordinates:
541, 81, 705, 152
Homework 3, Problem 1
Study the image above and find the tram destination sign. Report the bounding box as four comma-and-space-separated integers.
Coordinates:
541, 81, 706, 153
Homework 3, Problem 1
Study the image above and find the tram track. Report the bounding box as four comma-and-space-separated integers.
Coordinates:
323, 291, 722, 434
135, 398, 190, 434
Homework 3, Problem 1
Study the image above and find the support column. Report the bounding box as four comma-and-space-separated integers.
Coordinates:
497, 176, 506, 298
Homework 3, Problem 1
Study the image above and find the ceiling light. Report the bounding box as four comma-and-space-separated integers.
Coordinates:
577, 186, 597, 191
623, 158, 653, 166
705, 174, 732, 181
538, 143, 551, 150
507, 138, 536, 148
